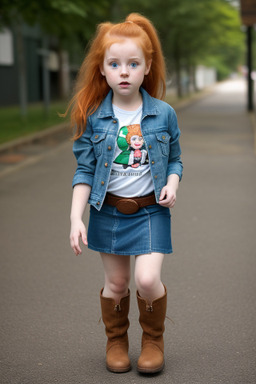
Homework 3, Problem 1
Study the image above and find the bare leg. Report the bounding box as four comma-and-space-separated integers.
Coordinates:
100, 252, 131, 303
134, 252, 165, 303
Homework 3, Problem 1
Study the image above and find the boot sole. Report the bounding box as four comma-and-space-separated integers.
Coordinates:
107, 364, 131, 373
137, 361, 164, 374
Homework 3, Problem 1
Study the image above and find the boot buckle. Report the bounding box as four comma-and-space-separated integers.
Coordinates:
114, 304, 121, 312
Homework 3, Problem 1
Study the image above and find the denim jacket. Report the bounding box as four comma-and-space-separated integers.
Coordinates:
72, 87, 183, 211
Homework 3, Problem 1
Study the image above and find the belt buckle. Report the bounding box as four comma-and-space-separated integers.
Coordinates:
116, 199, 139, 214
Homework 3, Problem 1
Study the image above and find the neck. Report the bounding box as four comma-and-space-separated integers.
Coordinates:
112, 91, 142, 111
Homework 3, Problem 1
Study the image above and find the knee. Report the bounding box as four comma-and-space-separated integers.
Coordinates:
135, 270, 160, 295
108, 275, 130, 296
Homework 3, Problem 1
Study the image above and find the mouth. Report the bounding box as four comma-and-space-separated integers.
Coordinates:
119, 82, 130, 87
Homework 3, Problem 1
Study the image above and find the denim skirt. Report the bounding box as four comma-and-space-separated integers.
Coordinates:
87, 203, 172, 256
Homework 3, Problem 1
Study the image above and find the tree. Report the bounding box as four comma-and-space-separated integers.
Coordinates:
0, 0, 108, 113
107, 0, 245, 96
0, 0, 245, 104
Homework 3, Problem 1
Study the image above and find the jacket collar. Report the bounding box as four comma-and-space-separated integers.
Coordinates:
96, 87, 160, 119
140, 87, 160, 117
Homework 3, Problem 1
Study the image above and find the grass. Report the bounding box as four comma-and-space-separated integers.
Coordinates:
0, 100, 69, 145
0, 90, 191, 146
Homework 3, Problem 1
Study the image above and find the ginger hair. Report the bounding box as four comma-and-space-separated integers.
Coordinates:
68, 13, 166, 140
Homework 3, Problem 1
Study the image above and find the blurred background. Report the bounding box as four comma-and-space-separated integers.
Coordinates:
0, 3, 256, 383
0, 0, 255, 144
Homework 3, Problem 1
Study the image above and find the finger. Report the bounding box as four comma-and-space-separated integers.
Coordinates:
159, 198, 169, 206
169, 197, 176, 208
74, 244, 82, 255
159, 188, 167, 201
82, 232, 88, 246
80, 227, 87, 245
70, 236, 82, 255
160, 193, 171, 204
160, 196, 175, 208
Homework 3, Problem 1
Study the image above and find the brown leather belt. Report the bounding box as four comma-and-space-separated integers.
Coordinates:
104, 193, 156, 214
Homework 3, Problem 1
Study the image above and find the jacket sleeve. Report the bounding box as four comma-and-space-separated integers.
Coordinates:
72, 118, 96, 188
167, 107, 183, 180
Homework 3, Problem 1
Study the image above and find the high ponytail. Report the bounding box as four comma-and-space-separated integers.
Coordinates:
125, 13, 166, 100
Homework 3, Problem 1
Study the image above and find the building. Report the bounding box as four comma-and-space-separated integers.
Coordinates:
0, 22, 71, 107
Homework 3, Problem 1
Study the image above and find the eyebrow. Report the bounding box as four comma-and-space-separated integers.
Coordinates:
106, 57, 141, 61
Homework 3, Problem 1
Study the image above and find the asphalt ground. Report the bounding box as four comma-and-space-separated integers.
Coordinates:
0, 79, 255, 384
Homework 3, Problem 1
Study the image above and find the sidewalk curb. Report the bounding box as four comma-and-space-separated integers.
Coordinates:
0, 83, 226, 156
171, 85, 217, 111
0, 122, 70, 155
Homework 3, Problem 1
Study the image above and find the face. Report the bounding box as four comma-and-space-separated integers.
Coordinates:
130, 135, 143, 150
100, 38, 151, 104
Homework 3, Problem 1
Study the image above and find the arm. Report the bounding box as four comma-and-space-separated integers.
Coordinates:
72, 117, 96, 188
159, 107, 183, 208
70, 183, 91, 255
159, 174, 179, 208
166, 108, 183, 179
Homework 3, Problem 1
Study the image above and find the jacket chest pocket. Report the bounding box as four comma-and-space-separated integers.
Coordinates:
156, 132, 170, 156
91, 132, 107, 157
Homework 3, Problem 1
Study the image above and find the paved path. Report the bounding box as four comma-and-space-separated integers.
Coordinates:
0, 79, 255, 384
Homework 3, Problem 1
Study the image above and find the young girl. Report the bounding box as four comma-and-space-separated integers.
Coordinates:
69, 13, 183, 374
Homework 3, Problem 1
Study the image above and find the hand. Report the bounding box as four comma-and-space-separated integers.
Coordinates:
70, 218, 88, 255
159, 185, 177, 208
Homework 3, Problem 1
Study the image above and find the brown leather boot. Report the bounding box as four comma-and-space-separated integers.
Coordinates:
100, 289, 131, 373
137, 286, 167, 373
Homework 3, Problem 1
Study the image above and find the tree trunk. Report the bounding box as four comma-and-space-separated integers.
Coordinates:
58, 46, 70, 100
175, 56, 182, 98
191, 65, 198, 92
14, 20, 27, 117
41, 36, 50, 116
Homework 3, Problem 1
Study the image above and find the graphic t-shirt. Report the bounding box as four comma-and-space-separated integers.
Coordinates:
107, 104, 154, 197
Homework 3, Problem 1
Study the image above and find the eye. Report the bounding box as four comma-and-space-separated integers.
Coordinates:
110, 62, 118, 68
130, 62, 138, 68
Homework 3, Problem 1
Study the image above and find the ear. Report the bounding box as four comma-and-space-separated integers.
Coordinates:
145, 59, 152, 75
100, 65, 105, 76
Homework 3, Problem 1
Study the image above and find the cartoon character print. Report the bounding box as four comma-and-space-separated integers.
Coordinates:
114, 124, 148, 169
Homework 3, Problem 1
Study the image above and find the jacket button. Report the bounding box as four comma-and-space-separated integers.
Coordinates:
101, 181, 105, 185
148, 145, 152, 149
95, 135, 99, 139
154, 175, 158, 179
105, 162, 108, 167
108, 146, 112, 150
162, 135, 166, 140
113, 120, 117, 124
97, 201, 100, 205
151, 160, 155, 164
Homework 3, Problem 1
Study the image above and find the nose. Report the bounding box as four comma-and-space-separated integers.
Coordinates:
120, 65, 129, 77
